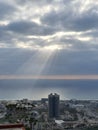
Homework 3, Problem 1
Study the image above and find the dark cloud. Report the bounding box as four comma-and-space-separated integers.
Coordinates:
7, 20, 57, 36
0, 48, 41, 74
41, 3, 98, 32
41, 9, 69, 29
16, 0, 53, 6
0, 25, 18, 47
0, 2, 17, 20
71, 12, 98, 31
0, 48, 98, 75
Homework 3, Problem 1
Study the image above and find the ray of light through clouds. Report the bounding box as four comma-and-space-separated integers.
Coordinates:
1, 0, 98, 99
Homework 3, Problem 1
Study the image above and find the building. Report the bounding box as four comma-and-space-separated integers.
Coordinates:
48, 93, 60, 119
41, 98, 48, 104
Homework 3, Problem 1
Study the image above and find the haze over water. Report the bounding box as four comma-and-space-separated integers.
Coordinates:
0, 79, 98, 100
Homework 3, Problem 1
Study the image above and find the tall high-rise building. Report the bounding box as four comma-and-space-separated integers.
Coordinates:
48, 93, 60, 119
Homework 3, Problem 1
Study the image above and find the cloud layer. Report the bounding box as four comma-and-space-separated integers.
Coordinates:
0, 0, 98, 75
0, 0, 98, 50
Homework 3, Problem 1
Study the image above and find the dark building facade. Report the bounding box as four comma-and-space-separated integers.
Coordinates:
48, 93, 60, 119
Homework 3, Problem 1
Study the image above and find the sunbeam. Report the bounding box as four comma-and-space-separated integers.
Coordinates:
15, 49, 56, 75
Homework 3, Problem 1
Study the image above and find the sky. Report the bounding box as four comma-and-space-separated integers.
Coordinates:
0, 0, 98, 100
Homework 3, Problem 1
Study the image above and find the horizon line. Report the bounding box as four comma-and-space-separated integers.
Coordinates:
0, 75, 98, 80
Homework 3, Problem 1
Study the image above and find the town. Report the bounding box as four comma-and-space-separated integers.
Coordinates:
0, 93, 98, 130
